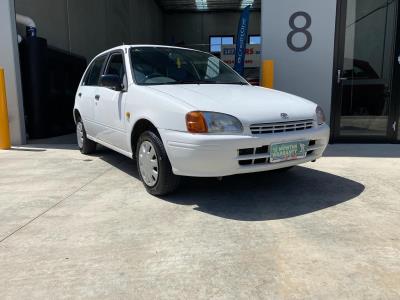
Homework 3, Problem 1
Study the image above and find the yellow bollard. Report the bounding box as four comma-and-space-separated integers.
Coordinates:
261, 60, 274, 89
0, 68, 11, 149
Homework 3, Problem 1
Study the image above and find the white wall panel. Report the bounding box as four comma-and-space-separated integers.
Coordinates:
261, 0, 337, 123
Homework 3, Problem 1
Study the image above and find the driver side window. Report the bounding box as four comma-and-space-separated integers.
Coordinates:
104, 53, 127, 87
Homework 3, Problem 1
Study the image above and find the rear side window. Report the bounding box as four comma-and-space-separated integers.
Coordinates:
83, 55, 106, 86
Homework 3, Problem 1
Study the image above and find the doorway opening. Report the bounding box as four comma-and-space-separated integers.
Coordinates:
332, 0, 400, 142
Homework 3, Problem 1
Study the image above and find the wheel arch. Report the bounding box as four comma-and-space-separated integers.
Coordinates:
73, 109, 81, 124
131, 118, 161, 158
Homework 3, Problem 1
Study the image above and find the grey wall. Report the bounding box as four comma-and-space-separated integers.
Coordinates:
261, 0, 337, 123
164, 11, 261, 52
15, 0, 164, 61
0, 0, 26, 145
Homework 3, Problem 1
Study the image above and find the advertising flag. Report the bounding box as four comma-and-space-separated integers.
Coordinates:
234, 5, 251, 75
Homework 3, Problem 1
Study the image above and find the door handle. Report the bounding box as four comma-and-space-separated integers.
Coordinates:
337, 70, 349, 83
95, 95, 100, 101
78, 92, 82, 97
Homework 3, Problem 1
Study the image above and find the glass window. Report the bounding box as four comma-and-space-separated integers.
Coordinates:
249, 35, 261, 44
104, 53, 125, 81
338, 0, 398, 137
210, 44, 222, 53
210, 37, 221, 46
84, 55, 106, 86
205, 57, 221, 79
130, 47, 248, 86
209, 36, 234, 53
222, 36, 234, 45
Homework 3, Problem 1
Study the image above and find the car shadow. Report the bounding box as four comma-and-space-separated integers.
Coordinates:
97, 149, 365, 222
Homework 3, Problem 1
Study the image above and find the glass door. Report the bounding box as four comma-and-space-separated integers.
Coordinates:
333, 0, 400, 141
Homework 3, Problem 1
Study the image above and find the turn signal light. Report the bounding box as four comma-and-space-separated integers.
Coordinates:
186, 111, 208, 133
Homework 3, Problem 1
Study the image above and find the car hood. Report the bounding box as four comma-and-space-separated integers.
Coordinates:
148, 84, 317, 124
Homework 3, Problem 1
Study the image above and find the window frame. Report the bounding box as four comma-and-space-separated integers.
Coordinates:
209, 35, 235, 53
103, 51, 126, 76
102, 50, 127, 87
129, 46, 248, 86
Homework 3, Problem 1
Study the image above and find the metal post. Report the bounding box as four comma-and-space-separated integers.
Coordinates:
261, 60, 274, 89
0, 68, 11, 149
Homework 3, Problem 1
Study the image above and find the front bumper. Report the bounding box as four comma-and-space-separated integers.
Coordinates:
159, 124, 330, 177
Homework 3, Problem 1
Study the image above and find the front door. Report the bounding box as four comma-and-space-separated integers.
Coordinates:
332, 0, 400, 142
94, 51, 129, 151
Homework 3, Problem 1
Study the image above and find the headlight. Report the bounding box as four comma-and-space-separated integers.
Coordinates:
316, 106, 326, 125
186, 111, 243, 133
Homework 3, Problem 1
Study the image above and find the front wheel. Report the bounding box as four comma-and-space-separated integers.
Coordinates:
136, 131, 180, 195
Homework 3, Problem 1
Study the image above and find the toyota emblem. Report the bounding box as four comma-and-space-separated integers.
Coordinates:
281, 113, 289, 119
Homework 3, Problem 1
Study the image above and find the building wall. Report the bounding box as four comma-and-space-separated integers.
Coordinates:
15, 0, 164, 61
164, 11, 261, 52
0, 0, 26, 144
261, 0, 337, 123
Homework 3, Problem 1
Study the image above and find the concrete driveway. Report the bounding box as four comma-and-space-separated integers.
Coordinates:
0, 136, 399, 299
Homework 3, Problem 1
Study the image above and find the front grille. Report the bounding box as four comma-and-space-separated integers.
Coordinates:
237, 140, 317, 166
250, 119, 314, 134
237, 145, 269, 166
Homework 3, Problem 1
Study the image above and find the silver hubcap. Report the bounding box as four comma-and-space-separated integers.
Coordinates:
77, 122, 84, 148
138, 141, 159, 187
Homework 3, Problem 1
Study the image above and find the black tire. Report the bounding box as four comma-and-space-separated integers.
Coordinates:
76, 119, 96, 154
136, 131, 180, 195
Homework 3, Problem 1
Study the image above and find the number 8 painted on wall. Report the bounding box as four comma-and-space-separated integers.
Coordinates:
287, 12, 312, 52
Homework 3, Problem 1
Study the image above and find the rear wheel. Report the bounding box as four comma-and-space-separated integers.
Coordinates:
136, 131, 180, 195
76, 119, 96, 154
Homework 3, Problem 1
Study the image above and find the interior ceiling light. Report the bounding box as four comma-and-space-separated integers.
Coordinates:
195, 0, 208, 10
241, 0, 254, 9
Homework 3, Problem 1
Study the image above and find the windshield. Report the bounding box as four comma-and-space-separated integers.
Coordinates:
130, 47, 248, 86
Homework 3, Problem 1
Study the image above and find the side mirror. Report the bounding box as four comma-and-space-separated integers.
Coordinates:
100, 74, 123, 91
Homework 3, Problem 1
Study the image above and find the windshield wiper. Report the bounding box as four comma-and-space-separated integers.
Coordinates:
145, 80, 247, 85
177, 80, 222, 84
174, 80, 248, 85
176, 80, 204, 84
143, 80, 200, 85
218, 82, 248, 85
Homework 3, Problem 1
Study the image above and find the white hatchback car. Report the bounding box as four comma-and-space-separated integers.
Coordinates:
74, 45, 330, 195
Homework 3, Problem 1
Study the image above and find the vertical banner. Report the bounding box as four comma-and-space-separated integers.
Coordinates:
234, 5, 251, 76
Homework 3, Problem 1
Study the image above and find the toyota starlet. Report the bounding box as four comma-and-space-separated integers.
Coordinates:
74, 45, 330, 195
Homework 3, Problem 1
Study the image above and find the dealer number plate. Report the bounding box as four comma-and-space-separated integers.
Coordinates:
270, 141, 308, 163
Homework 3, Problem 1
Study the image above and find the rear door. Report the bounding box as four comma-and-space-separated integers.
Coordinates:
93, 51, 129, 151
76, 55, 107, 137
